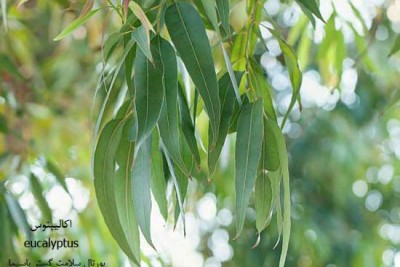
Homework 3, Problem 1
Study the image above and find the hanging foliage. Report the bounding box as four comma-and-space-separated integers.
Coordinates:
51, 0, 328, 266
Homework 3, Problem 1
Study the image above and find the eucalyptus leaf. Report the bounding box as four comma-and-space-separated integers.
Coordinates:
177, 83, 201, 165
103, 32, 123, 62
53, 9, 100, 41
134, 37, 164, 151
131, 135, 154, 249
115, 120, 141, 263
296, 0, 325, 23
208, 72, 242, 177
389, 35, 400, 57
156, 36, 190, 175
200, 0, 219, 32
93, 119, 139, 263
150, 132, 168, 220
132, 26, 153, 63
129, 1, 155, 47
30, 173, 52, 223
270, 32, 302, 125
248, 58, 277, 121
46, 159, 69, 193
235, 99, 264, 237
165, 3, 221, 142
265, 118, 291, 267
254, 170, 274, 236
262, 118, 280, 171
216, 0, 231, 36
4, 192, 31, 239
161, 142, 187, 235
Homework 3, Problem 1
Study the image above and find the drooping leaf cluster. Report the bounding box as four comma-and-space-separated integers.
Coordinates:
52, 0, 325, 266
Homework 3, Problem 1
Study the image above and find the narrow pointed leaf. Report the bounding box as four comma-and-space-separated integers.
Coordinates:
156, 36, 190, 175
389, 35, 400, 57
30, 173, 52, 222
134, 37, 164, 150
228, 94, 249, 133
178, 83, 201, 165
216, 0, 231, 36
262, 118, 280, 171
264, 118, 291, 267
131, 135, 154, 248
46, 159, 69, 193
161, 142, 187, 234
270, 30, 302, 127
208, 72, 242, 177
173, 162, 189, 230
165, 3, 221, 142
53, 9, 100, 41
248, 58, 277, 121
103, 32, 123, 62
221, 44, 242, 105
129, 1, 155, 45
150, 132, 168, 220
115, 120, 141, 263
4, 192, 31, 239
255, 171, 274, 234
296, 0, 324, 22
132, 26, 153, 63
235, 100, 264, 237
93, 119, 138, 263
200, 0, 219, 31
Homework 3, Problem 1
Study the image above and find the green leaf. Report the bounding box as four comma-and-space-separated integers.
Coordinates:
132, 26, 153, 63
231, 32, 247, 71
131, 135, 154, 248
0, 199, 15, 261
235, 99, 264, 237
216, 0, 231, 36
177, 83, 201, 165
155, 36, 190, 176
228, 94, 249, 133
172, 161, 189, 230
103, 32, 123, 61
165, 3, 221, 143
389, 35, 400, 57
150, 132, 168, 220
208, 72, 242, 177
265, 118, 291, 267
134, 37, 165, 150
122, 24, 137, 96
221, 44, 242, 106
262, 119, 280, 172
200, 0, 219, 32
93, 39, 135, 145
271, 32, 302, 120
46, 159, 69, 193
30, 173, 52, 222
115, 120, 141, 264
53, 9, 100, 41
93, 119, 139, 263
129, 1, 155, 46
248, 58, 277, 121
296, 0, 325, 23
4, 192, 31, 239
161, 142, 187, 234
254, 171, 274, 234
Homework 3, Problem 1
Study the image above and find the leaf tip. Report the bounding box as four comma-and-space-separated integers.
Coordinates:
251, 234, 261, 249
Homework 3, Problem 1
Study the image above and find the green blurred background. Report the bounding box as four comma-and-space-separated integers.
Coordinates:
1, 0, 400, 266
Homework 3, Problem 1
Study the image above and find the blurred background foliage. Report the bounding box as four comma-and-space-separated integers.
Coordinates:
1, 0, 400, 266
